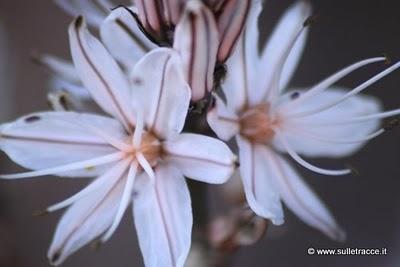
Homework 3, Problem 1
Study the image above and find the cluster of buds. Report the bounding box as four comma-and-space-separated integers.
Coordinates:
0, 0, 400, 267
134, 0, 250, 61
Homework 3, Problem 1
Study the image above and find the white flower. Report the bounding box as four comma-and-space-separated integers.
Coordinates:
207, 0, 400, 240
0, 17, 236, 266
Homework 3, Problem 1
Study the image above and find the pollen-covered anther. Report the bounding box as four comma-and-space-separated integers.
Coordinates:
239, 104, 278, 143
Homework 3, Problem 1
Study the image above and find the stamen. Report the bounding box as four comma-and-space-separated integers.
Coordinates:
136, 152, 155, 182
287, 61, 400, 119
133, 110, 144, 148
278, 57, 385, 113
295, 108, 400, 127
47, 92, 69, 111
275, 130, 351, 176
284, 126, 385, 144
0, 152, 124, 179
265, 24, 308, 103
101, 161, 138, 242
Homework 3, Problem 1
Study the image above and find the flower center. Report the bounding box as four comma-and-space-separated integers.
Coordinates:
127, 132, 162, 167
239, 104, 277, 143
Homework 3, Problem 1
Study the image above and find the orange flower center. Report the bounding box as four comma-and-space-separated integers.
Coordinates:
239, 104, 278, 143
126, 132, 162, 167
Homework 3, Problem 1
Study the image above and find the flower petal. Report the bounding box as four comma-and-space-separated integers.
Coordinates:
163, 133, 236, 183
216, 0, 251, 62
69, 17, 135, 131
133, 0, 164, 37
236, 136, 284, 225
275, 88, 382, 157
256, 1, 311, 100
100, 6, 157, 70
173, 0, 219, 101
0, 112, 124, 177
133, 163, 192, 267
207, 95, 239, 141
222, 0, 262, 111
130, 48, 191, 139
266, 150, 346, 241
54, 0, 111, 27
161, 0, 183, 26
48, 159, 130, 265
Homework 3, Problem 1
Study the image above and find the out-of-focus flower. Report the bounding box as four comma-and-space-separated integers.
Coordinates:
208, 0, 400, 240
53, 0, 114, 27
0, 17, 236, 266
208, 206, 268, 252
40, 1, 158, 110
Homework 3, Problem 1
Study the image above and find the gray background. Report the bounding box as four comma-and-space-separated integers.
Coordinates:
0, 0, 399, 266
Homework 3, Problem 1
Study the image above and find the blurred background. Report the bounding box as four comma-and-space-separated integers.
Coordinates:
0, 0, 400, 266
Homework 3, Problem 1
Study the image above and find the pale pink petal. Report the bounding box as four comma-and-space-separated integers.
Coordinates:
133, 163, 192, 267
130, 48, 191, 139
48, 159, 130, 265
275, 88, 382, 157
207, 95, 239, 141
222, 0, 262, 112
256, 1, 312, 101
100, 6, 157, 70
162, 0, 184, 25
236, 135, 284, 225
0, 112, 125, 177
163, 133, 236, 183
173, 0, 219, 101
216, 0, 251, 62
54, 0, 110, 27
266, 150, 346, 241
69, 17, 135, 131
133, 0, 163, 33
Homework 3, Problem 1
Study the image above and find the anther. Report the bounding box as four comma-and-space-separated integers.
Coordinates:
384, 118, 400, 131
75, 16, 84, 28
234, 160, 240, 168
383, 53, 392, 65
303, 14, 318, 27
345, 164, 359, 176
90, 240, 102, 251
50, 251, 61, 264
32, 209, 49, 217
